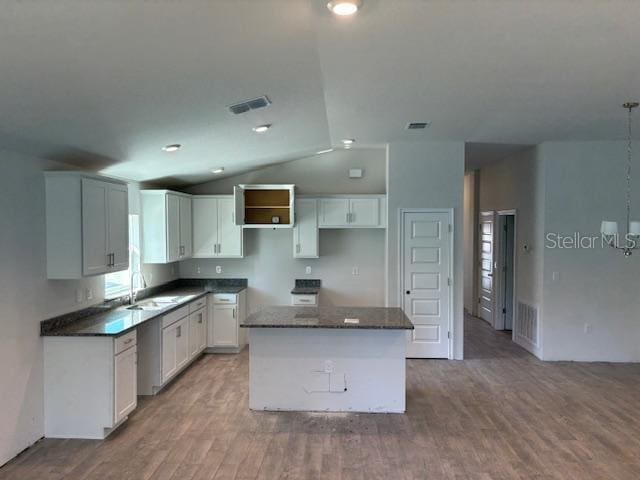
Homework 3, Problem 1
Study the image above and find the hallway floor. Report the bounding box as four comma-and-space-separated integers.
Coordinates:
2, 314, 640, 479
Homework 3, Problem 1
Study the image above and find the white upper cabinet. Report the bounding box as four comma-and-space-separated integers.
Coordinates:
318, 196, 386, 229
45, 172, 129, 279
293, 199, 319, 258
192, 196, 243, 258
141, 190, 192, 264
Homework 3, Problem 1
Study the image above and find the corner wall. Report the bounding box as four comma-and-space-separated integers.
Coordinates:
0, 151, 105, 466
386, 142, 465, 359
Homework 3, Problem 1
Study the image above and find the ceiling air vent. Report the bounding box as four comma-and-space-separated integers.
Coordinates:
228, 95, 272, 115
405, 122, 431, 130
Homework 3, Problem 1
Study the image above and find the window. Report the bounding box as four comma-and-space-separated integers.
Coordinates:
104, 215, 142, 299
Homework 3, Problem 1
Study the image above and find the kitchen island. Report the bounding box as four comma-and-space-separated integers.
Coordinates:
241, 306, 414, 413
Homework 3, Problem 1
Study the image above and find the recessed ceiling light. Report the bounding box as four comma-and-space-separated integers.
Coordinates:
316, 148, 334, 154
327, 0, 362, 16
162, 144, 181, 152
252, 124, 272, 133
341, 138, 355, 145
212, 167, 224, 174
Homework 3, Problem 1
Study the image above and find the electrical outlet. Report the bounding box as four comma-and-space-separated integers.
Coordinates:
196, 265, 201, 274
75, 289, 83, 303
305, 266, 312, 275
352, 266, 359, 276
552, 271, 560, 282
584, 323, 592, 334
216, 265, 222, 274
85, 288, 93, 301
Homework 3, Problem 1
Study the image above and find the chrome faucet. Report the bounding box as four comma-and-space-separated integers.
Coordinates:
130, 271, 147, 305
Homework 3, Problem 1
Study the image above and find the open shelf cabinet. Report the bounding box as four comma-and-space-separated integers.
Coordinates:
234, 184, 295, 228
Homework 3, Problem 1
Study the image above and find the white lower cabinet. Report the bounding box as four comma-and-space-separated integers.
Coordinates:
138, 298, 208, 396
44, 330, 138, 439
114, 344, 138, 424
189, 308, 207, 357
207, 291, 247, 353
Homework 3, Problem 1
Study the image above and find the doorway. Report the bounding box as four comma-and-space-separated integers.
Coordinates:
495, 211, 516, 331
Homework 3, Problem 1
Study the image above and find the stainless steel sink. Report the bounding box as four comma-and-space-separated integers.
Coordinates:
126, 301, 168, 311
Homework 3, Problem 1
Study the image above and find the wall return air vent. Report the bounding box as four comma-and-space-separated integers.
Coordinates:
228, 95, 272, 115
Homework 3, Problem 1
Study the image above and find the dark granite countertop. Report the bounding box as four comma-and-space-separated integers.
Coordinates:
291, 287, 320, 294
241, 306, 413, 330
291, 278, 320, 295
41, 278, 247, 337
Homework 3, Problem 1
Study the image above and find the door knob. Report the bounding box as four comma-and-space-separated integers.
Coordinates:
406, 290, 410, 295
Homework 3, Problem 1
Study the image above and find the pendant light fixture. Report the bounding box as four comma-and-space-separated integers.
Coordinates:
601, 101, 640, 256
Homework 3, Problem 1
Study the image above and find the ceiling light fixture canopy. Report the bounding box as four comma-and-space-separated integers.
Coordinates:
252, 124, 272, 133
327, 0, 362, 16
162, 144, 181, 152
601, 101, 640, 256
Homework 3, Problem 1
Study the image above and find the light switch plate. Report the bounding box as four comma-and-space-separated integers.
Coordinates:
216, 265, 222, 274
305, 266, 312, 274
75, 289, 83, 303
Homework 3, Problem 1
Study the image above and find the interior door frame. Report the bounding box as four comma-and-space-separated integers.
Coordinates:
398, 208, 454, 360
494, 209, 517, 335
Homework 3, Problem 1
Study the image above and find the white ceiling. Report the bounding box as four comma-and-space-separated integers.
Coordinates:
0, 1, 638, 186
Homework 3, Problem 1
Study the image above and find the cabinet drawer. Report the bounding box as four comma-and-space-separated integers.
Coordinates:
291, 294, 317, 306
162, 305, 190, 329
189, 296, 207, 313
212, 293, 237, 305
115, 330, 137, 354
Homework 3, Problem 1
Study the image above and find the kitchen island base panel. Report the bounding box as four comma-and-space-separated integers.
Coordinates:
248, 328, 406, 413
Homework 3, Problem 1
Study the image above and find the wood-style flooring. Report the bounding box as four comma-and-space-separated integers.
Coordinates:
2, 314, 640, 480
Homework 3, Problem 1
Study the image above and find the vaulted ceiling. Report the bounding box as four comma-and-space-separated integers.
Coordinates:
0, 1, 638, 186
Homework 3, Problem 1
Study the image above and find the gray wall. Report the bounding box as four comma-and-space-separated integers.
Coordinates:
0, 151, 103, 466
477, 147, 546, 358
541, 141, 640, 362
463, 171, 478, 314
180, 229, 386, 311
182, 148, 387, 311
386, 142, 465, 359
187, 148, 386, 195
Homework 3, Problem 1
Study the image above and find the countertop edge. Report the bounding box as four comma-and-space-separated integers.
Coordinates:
42, 290, 213, 337
240, 324, 414, 330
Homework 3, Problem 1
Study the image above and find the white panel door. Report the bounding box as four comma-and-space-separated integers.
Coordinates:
349, 198, 379, 227
192, 197, 218, 257
114, 346, 137, 423
403, 211, 451, 358
179, 196, 192, 259
212, 305, 238, 347
478, 211, 495, 324
217, 198, 243, 257
293, 199, 319, 258
319, 198, 350, 227
165, 194, 181, 263
107, 184, 129, 271
81, 179, 110, 276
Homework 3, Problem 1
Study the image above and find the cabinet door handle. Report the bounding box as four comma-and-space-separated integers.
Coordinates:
232, 308, 236, 319
176, 326, 181, 338
350, 212, 354, 223
346, 212, 350, 224
217, 243, 221, 254
124, 338, 134, 345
